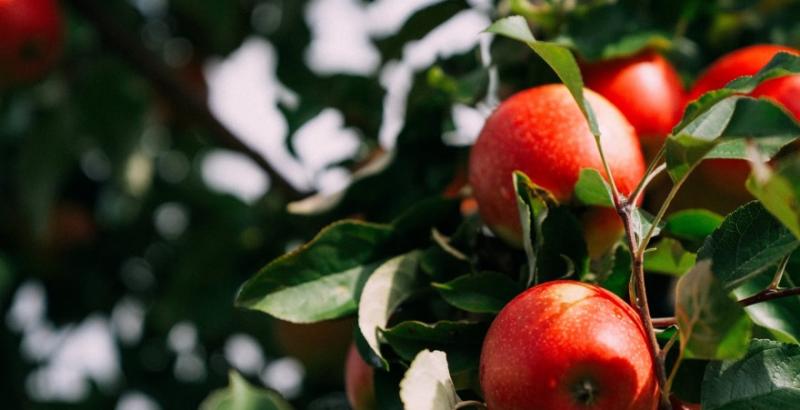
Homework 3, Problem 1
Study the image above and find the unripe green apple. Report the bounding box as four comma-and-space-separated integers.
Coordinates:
344, 344, 376, 410
479, 280, 659, 410
0, 0, 63, 85
468, 84, 645, 251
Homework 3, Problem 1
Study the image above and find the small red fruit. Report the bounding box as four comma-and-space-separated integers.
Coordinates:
0, 0, 63, 85
583, 52, 685, 146
344, 344, 376, 410
479, 280, 659, 410
687, 44, 800, 111
667, 45, 800, 214
469, 84, 645, 246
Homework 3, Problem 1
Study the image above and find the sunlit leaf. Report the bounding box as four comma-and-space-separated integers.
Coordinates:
399, 350, 460, 410
200, 371, 293, 410
358, 252, 421, 368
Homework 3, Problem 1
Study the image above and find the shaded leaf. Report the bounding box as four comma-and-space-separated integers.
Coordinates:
433, 272, 522, 313
734, 273, 800, 344
513, 171, 555, 286
382, 320, 488, 379
698, 202, 798, 290
748, 155, 800, 240
675, 260, 752, 360
702, 339, 800, 410
666, 96, 800, 181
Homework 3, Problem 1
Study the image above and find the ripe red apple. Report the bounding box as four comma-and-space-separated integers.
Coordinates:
583, 52, 685, 153
663, 45, 800, 214
0, 0, 63, 85
344, 344, 376, 410
479, 280, 659, 410
468, 84, 645, 248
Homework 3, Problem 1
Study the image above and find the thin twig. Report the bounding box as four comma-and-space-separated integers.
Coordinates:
632, 163, 667, 206
64, 0, 303, 200
652, 317, 678, 328
636, 168, 693, 259
659, 329, 680, 362
630, 145, 666, 205
619, 205, 671, 410
739, 287, 800, 306
768, 255, 790, 290
645, 285, 800, 328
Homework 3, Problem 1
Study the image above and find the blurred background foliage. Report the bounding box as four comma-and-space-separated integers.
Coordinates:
0, 0, 798, 409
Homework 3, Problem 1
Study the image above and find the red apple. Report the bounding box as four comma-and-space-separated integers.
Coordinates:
664, 45, 800, 214
469, 84, 645, 247
344, 344, 376, 410
479, 280, 659, 410
0, 0, 63, 85
583, 52, 685, 152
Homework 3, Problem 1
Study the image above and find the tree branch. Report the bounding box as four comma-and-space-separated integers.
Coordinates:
64, 0, 304, 200
619, 202, 671, 410
738, 287, 800, 306
649, 286, 800, 328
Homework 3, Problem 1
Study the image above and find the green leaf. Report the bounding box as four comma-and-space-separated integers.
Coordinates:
486, 16, 599, 136
555, 3, 672, 61
235, 221, 394, 323
697, 202, 798, 290
675, 260, 752, 360
573, 168, 614, 207
598, 245, 632, 299
200, 371, 293, 410
358, 252, 421, 368
748, 155, 800, 240
666, 96, 800, 181
664, 209, 724, 244
631, 208, 662, 248
734, 273, 800, 344
382, 320, 488, 378
399, 350, 460, 410
420, 214, 480, 282
725, 52, 800, 92
538, 206, 589, 280
644, 238, 696, 276
702, 339, 800, 410
513, 171, 556, 285
433, 272, 522, 314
